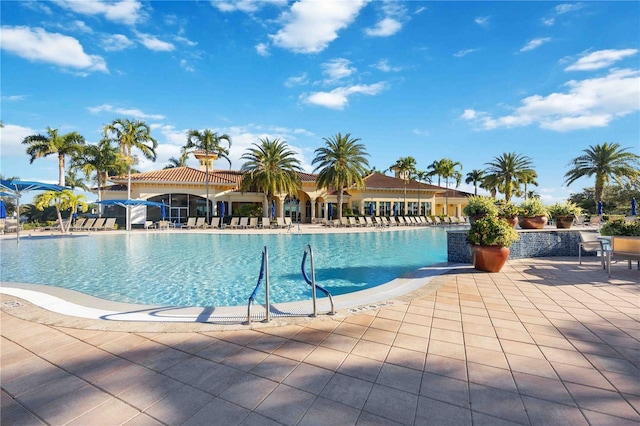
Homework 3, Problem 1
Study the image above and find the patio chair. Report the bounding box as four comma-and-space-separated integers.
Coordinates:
71, 218, 87, 231
184, 217, 197, 229
276, 217, 286, 228
229, 217, 240, 229
585, 216, 601, 227
578, 231, 606, 268
608, 236, 640, 277
195, 217, 207, 229
102, 217, 117, 230
157, 220, 170, 230
284, 217, 292, 228
81, 218, 96, 231
238, 217, 249, 229
90, 218, 106, 231
425, 217, 434, 225
144, 220, 156, 230
365, 217, 374, 227
210, 217, 220, 228
248, 217, 258, 229
388, 217, 399, 226
348, 217, 358, 227
380, 217, 390, 227
261, 217, 270, 229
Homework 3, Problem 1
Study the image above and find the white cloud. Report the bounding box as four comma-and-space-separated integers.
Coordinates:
519, 37, 552, 52
1, 95, 27, 102
136, 32, 175, 51
53, 0, 145, 26
412, 128, 429, 137
88, 104, 166, 120
284, 73, 308, 88
174, 36, 197, 47
373, 59, 401, 72
415, 7, 426, 15
565, 49, 638, 71
474, 16, 490, 28
0, 26, 107, 73
269, 0, 367, 54
461, 68, 640, 132
322, 58, 356, 83
101, 34, 134, 51
211, 0, 287, 13
541, 17, 555, 26
180, 59, 195, 72
66, 20, 93, 34
302, 82, 386, 110
365, 18, 402, 37
454, 48, 478, 58
0, 124, 36, 156
255, 43, 270, 56
555, 3, 583, 15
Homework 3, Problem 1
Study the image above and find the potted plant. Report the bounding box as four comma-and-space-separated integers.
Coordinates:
463, 196, 498, 224
518, 198, 549, 229
547, 201, 582, 229
496, 200, 519, 228
467, 215, 520, 272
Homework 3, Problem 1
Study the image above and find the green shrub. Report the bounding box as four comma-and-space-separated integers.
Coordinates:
467, 215, 520, 247
547, 201, 582, 217
463, 196, 498, 216
600, 219, 640, 236
495, 200, 519, 218
518, 198, 548, 218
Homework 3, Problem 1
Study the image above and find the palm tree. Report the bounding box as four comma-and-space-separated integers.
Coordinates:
70, 139, 128, 212
33, 190, 87, 233
103, 119, 157, 230
64, 169, 89, 191
313, 133, 370, 220
183, 129, 232, 222
414, 170, 431, 215
388, 156, 417, 215
481, 174, 502, 199
163, 155, 188, 169
427, 159, 445, 186
564, 142, 640, 203
518, 169, 538, 200
437, 158, 463, 216
240, 138, 302, 218
484, 152, 535, 202
22, 127, 85, 186
465, 169, 484, 196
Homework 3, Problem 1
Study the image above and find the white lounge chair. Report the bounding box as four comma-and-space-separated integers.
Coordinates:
237, 217, 249, 229
102, 217, 117, 230
229, 217, 240, 229
248, 217, 258, 229
90, 218, 106, 230
210, 217, 220, 228
184, 217, 197, 229
195, 217, 207, 228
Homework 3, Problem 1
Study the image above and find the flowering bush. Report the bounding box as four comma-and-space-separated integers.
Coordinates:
600, 218, 640, 236
547, 201, 582, 217
518, 198, 548, 218
496, 201, 519, 218
463, 196, 498, 216
467, 215, 520, 247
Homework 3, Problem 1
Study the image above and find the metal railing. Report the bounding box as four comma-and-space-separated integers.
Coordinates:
246, 246, 270, 324
301, 245, 335, 316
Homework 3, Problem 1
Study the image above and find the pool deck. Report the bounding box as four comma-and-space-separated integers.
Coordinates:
2, 254, 639, 425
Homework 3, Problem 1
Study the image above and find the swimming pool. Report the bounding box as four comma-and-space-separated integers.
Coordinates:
0, 228, 458, 307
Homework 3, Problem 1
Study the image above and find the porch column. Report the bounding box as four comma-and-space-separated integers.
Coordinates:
279, 199, 285, 218
310, 197, 316, 222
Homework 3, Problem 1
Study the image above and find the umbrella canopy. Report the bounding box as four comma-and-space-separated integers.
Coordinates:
597, 200, 603, 215
271, 200, 276, 219
393, 203, 397, 216
220, 202, 226, 218
0, 200, 6, 219
328, 202, 332, 220
161, 202, 167, 220
95, 199, 165, 231
632, 198, 637, 216
0, 179, 67, 242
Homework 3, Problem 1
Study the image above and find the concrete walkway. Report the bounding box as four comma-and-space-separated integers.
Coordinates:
2, 257, 639, 425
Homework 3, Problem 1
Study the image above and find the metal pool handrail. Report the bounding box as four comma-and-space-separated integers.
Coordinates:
246, 246, 270, 324
301, 245, 336, 316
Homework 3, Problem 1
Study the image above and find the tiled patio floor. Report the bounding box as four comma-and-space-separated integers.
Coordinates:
2, 257, 639, 425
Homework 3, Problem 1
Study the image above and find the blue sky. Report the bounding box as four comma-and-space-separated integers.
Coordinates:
1, 0, 639, 205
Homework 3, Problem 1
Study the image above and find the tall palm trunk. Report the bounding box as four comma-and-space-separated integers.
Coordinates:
58, 154, 66, 186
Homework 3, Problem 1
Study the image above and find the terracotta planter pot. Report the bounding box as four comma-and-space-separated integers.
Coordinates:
518, 215, 548, 229
470, 245, 510, 273
468, 214, 486, 225
555, 216, 574, 229
501, 216, 519, 228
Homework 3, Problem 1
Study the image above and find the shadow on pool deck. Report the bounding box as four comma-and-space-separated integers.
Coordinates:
1, 257, 639, 425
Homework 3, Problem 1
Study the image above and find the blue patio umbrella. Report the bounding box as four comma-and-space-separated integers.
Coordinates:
328, 202, 332, 220
161, 202, 167, 220
632, 197, 637, 216
220, 202, 226, 219
0, 179, 67, 241
95, 199, 165, 231
271, 200, 276, 219
393, 203, 397, 217
597, 200, 603, 215
0, 200, 6, 219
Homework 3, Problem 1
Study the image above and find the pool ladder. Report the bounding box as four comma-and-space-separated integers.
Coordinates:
246, 245, 335, 325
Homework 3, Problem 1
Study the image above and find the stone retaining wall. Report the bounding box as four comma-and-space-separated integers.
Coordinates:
447, 229, 596, 263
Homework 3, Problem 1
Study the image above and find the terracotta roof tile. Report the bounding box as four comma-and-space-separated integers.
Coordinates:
110, 167, 238, 185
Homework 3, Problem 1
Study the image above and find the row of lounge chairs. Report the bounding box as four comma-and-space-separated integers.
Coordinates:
322, 216, 468, 227
71, 217, 117, 231
176, 216, 294, 230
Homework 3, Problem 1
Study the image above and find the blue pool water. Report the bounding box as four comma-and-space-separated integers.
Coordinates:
0, 228, 458, 307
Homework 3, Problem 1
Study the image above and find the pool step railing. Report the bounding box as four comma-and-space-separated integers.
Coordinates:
246, 246, 270, 324
301, 245, 336, 316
